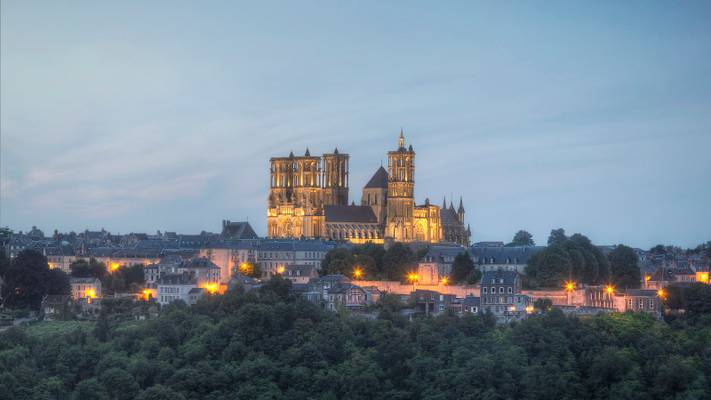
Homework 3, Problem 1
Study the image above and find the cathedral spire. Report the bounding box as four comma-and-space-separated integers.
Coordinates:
458, 196, 464, 213
399, 128, 405, 149
305, 147, 310, 157
442, 196, 447, 209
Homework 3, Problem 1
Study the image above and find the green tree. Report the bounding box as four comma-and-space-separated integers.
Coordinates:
137, 385, 185, 400
100, 367, 139, 400
383, 243, 416, 281
70, 258, 107, 279
548, 228, 567, 246
73, 378, 109, 400
320, 248, 355, 276
451, 252, 478, 284
533, 298, 553, 312
2, 249, 69, 310
508, 230, 535, 246
608, 245, 641, 289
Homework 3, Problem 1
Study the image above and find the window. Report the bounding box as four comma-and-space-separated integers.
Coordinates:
483, 287, 488, 294
507, 287, 512, 294
499, 287, 504, 293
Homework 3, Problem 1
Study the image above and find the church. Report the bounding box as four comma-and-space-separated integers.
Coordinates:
266, 130, 470, 246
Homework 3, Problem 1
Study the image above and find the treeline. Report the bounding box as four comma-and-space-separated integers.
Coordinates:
69, 258, 145, 294
2, 278, 711, 400
320, 243, 425, 280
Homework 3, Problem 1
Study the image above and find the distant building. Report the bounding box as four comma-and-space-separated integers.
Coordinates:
41, 295, 73, 321
156, 274, 200, 305
284, 264, 318, 284
470, 246, 545, 274
256, 240, 335, 277
70, 277, 102, 302
326, 283, 372, 311
411, 289, 458, 315
462, 295, 480, 314
221, 220, 259, 240
479, 270, 531, 316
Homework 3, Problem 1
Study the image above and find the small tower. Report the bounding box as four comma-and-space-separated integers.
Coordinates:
322, 148, 349, 206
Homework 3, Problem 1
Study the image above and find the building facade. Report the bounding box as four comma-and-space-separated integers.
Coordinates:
267, 130, 470, 245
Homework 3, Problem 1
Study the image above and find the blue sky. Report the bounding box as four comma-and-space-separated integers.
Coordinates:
1, 1, 710, 248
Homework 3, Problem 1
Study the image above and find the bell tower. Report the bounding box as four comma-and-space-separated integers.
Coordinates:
386, 129, 415, 241
322, 148, 349, 206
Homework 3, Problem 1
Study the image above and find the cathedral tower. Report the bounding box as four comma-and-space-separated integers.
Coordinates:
386, 129, 416, 241
322, 148, 349, 206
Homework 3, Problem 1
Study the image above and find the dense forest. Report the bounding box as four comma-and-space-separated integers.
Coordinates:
2, 278, 710, 400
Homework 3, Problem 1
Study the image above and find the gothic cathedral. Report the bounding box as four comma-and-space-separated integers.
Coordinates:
267, 130, 470, 246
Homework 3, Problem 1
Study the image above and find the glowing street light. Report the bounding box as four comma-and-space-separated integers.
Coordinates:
86, 289, 96, 299
564, 281, 575, 292
353, 267, 363, 280
110, 262, 121, 272
142, 289, 151, 301
276, 265, 285, 275
657, 288, 666, 299
605, 285, 615, 295
441, 276, 449, 286
239, 262, 251, 274
204, 283, 219, 295
407, 272, 419, 283
525, 305, 534, 314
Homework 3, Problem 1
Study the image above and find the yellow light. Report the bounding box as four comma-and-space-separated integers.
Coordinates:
441, 277, 449, 286
110, 262, 121, 272
564, 281, 575, 292
525, 305, 534, 314
696, 272, 709, 284
86, 289, 96, 299
657, 288, 666, 299
276, 265, 285, 274
644, 275, 651, 282
142, 289, 151, 301
353, 267, 363, 279
407, 272, 419, 283
605, 285, 615, 295
203, 283, 218, 294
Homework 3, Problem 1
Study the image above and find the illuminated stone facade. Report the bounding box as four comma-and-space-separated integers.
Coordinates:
267, 131, 470, 245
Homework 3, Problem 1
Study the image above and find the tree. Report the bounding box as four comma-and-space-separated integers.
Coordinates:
533, 298, 553, 312
73, 378, 109, 400
608, 245, 641, 289
451, 252, 478, 284
548, 228, 567, 246
100, 368, 139, 400
137, 385, 185, 400
1, 249, 69, 310
70, 258, 107, 279
320, 248, 355, 276
382, 243, 416, 281
508, 230, 535, 246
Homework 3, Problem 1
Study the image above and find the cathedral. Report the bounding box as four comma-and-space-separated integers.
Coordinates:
266, 130, 470, 246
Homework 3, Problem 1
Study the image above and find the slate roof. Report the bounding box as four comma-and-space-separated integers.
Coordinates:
440, 207, 460, 225
463, 296, 481, 307
625, 289, 659, 297
481, 270, 519, 286
324, 205, 378, 223
221, 221, 259, 240
364, 166, 388, 189
469, 246, 545, 265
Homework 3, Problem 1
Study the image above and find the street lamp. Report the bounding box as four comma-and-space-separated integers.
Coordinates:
353, 267, 363, 280
605, 285, 615, 295
564, 281, 575, 292
441, 276, 449, 286
407, 272, 419, 292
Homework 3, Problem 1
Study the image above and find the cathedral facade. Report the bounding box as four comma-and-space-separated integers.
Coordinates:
267, 131, 470, 246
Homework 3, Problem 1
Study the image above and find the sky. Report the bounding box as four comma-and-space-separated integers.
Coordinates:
1, 1, 710, 249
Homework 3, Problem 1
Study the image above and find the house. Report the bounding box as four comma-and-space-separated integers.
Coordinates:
221, 220, 259, 240
326, 283, 369, 311
623, 289, 661, 317
41, 295, 73, 321
479, 270, 530, 316
284, 264, 318, 284
145, 257, 221, 291
419, 245, 468, 277
156, 274, 199, 305
470, 245, 545, 274
187, 288, 206, 305
462, 296, 480, 314
256, 240, 335, 277
228, 273, 261, 292
304, 274, 351, 305
70, 277, 102, 303
411, 289, 457, 315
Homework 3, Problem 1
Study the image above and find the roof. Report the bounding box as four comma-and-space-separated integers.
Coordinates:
324, 205, 378, 223
328, 283, 364, 295
440, 207, 460, 225
463, 296, 480, 307
469, 246, 545, 265
70, 277, 101, 285
188, 288, 205, 294
364, 166, 388, 189
481, 270, 519, 285
625, 289, 659, 297
221, 221, 259, 240
258, 240, 335, 252
157, 273, 197, 285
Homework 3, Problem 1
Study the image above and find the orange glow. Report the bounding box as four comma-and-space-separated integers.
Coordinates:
276, 265, 285, 275
605, 285, 615, 295
86, 289, 96, 299
696, 272, 709, 284
353, 267, 363, 279
441, 276, 449, 286
564, 281, 575, 292
525, 305, 534, 314
407, 272, 419, 283
657, 288, 666, 299
644, 275, 651, 282
238, 262, 253, 275
110, 262, 121, 272
142, 289, 151, 301
203, 283, 219, 294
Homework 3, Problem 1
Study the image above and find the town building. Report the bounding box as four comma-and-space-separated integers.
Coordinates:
70, 277, 102, 302
470, 245, 545, 274
479, 270, 531, 317
267, 131, 470, 246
